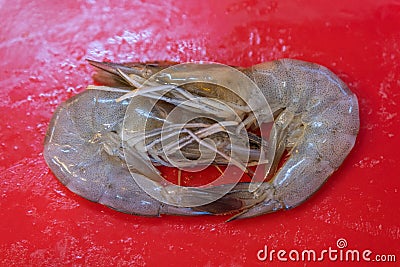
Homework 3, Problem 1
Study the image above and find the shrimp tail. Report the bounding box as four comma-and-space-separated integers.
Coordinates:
193, 183, 272, 216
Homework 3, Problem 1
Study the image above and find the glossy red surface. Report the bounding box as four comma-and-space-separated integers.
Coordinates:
1, 0, 399, 266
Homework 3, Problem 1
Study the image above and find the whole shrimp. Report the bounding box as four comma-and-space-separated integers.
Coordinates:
43, 59, 359, 219
43, 89, 227, 215
218, 59, 360, 220
43, 65, 268, 213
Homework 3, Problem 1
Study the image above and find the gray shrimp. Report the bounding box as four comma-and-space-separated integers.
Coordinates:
43, 89, 205, 216
206, 59, 360, 220
43, 70, 262, 215
43, 58, 359, 219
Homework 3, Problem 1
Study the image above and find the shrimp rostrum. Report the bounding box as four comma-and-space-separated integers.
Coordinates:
43, 58, 359, 220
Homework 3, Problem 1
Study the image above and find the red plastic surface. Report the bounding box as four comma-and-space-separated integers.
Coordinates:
1, 1, 399, 266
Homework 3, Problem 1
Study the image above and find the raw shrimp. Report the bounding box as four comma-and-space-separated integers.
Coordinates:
43, 58, 359, 219
43, 89, 194, 215
43, 63, 270, 213
204, 59, 360, 220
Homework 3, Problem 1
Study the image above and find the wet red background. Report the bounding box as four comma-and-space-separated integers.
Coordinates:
1, 0, 399, 266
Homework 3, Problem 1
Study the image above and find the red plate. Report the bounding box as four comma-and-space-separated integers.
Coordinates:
1, 1, 399, 266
